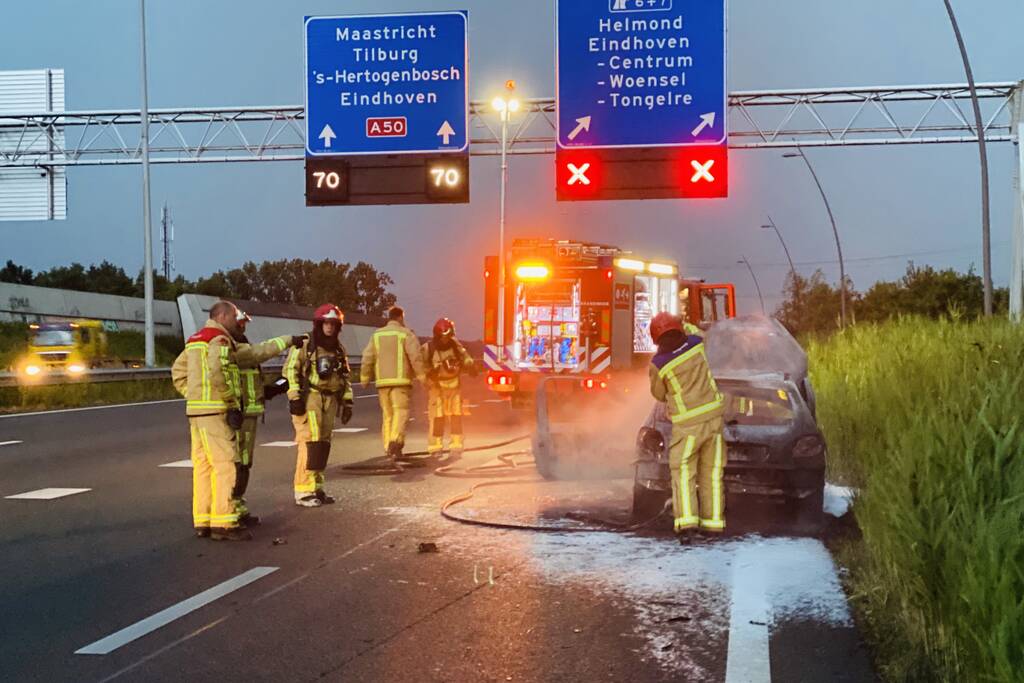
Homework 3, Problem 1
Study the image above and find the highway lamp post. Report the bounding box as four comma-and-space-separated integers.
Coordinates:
139, 0, 155, 366
783, 149, 847, 328
761, 214, 798, 304
492, 86, 520, 363
738, 256, 766, 315
942, 0, 993, 316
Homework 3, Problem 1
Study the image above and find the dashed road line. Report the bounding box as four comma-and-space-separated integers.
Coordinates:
5, 487, 91, 500
333, 427, 368, 433
158, 460, 192, 468
0, 440, 23, 447
260, 441, 297, 447
725, 546, 772, 683
75, 566, 279, 656
354, 393, 379, 400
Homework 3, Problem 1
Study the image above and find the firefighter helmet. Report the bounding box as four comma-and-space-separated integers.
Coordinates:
649, 312, 684, 344
314, 304, 344, 323
433, 317, 455, 338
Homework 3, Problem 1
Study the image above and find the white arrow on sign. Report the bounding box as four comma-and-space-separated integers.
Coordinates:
567, 115, 592, 141
437, 120, 456, 145
318, 124, 336, 148
691, 112, 716, 137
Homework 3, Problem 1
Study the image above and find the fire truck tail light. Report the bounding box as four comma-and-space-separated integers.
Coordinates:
515, 264, 550, 281
581, 378, 609, 391
615, 258, 645, 272
487, 371, 515, 387
648, 262, 677, 275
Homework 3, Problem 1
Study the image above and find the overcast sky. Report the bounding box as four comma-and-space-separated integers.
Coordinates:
3, 0, 1022, 334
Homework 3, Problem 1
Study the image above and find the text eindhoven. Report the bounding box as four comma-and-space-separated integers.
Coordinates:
326, 23, 463, 108
589, 15, 695, 111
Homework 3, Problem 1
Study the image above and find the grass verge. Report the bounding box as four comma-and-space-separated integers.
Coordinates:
807, 316, 1024, 682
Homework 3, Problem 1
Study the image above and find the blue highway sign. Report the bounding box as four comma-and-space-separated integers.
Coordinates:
556, 0, 726, 149
305, 11, 469, 156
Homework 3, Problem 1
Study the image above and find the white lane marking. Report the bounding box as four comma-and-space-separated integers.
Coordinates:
0, 399, 184, 420
260, 441, 297, 447
483, 399, 505, 404
5, 487, 92, 500
725, 546, 772, 683
333, 427, 368, 433
0, 440, 23, 447
75, 567, 279, 656
354, 393, 379, 400
158, 460, 192, 468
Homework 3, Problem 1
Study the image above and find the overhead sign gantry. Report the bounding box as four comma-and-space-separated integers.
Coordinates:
555, 0, 728, 201
304, 11, 470, 205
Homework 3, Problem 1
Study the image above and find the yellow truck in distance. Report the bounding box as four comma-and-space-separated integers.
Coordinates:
16, 320, 142, 381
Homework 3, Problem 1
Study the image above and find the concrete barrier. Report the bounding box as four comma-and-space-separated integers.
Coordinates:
0, 283, 181, 336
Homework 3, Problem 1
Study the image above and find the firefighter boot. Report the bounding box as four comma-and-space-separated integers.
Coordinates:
210, 526, 254, 541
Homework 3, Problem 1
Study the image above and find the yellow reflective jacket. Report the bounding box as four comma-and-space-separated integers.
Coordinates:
235, 335, 291, 416
648, 334, 724, 426
284, 339, 354, 402
171, 320, 240, 416
421, 340, 473, 391
360, 320, 426, 388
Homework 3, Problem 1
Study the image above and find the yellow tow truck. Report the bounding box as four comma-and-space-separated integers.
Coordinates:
16, 320, 142, 382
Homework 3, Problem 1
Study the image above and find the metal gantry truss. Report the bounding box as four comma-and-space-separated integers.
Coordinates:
0, 81, 1018, 167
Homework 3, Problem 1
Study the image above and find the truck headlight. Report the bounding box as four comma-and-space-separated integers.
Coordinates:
23, 365, 41, 376
67, 364, 86, 375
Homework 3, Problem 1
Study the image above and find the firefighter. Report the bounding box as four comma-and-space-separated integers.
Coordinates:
231, 308, 306, 524
360, 306, 426, 461
284, 304, 354, 507
422, 318, 476, 458
170, 300, 249, 541
647, 312, 726, 541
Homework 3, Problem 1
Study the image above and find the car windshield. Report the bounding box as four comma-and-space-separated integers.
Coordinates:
722, 384, 794, 426
32, 330, 74, 347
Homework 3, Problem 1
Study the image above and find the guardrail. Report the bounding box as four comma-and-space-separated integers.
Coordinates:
0, 358, 363, 388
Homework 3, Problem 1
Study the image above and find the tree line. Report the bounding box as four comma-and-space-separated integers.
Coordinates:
0, 258, 398, 316
774, 262, 1010, 337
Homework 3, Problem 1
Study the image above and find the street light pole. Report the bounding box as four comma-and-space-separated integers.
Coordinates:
738, 256, 766, 315
497, 107, 508, 362
761, 214, 797, 283
139, 0, 155, 366
492, 85, 519, 363
943, 0, 993, 316
784, 149, 847, 327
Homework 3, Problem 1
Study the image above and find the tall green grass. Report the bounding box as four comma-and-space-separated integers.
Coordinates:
0, 379, 179, 413
807, 317, 1024, 682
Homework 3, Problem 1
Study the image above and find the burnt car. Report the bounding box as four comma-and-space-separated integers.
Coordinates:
633, 317, 826, 529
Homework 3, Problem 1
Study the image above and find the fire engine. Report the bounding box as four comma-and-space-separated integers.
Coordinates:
483, 239, 735, 404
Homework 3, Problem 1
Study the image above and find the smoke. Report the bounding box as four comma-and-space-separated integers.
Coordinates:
705, 316, 807, 380
536, 370, 656, 480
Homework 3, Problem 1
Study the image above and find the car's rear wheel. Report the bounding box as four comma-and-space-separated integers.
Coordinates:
632, 482, 668, 521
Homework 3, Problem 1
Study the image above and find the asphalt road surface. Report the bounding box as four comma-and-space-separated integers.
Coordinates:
0, 380, 875, 682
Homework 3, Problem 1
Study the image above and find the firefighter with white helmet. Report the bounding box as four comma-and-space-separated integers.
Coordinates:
230, 308, 305, 524
422, 317, 476, 458
647, 311, 726, 542
284, 304, 354, 507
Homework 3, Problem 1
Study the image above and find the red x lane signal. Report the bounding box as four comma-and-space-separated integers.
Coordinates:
556, 146, 727, 201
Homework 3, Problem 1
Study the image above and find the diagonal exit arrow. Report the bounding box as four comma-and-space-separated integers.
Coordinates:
691, 112, 716, 137
567, 115, 592, 141
437, 120, 456, 145
318, 123, 336, 148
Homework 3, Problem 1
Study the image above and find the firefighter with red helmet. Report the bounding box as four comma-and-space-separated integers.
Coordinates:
648, 312, 726, 541
283, 304, 354, 507
422, 318, 476, 457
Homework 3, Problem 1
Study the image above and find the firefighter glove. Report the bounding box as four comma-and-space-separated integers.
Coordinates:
341, 400, 354, 425
291, 335, 308, 348
289, 398, 306, 416
226, 408, 244, 431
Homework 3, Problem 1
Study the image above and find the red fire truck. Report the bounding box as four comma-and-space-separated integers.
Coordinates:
483, 239, 735, 403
